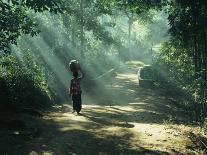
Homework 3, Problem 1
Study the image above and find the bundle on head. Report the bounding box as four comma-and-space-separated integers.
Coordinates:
69, 60, 80, 73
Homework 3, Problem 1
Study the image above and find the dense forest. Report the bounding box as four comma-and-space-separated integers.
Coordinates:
1, 0, 207, 154
0, 0, 168, 106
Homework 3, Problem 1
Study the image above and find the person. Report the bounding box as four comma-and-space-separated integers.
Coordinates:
69, 68, 84, 115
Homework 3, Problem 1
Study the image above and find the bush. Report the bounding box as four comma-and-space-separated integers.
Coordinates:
0, 54, 51, 109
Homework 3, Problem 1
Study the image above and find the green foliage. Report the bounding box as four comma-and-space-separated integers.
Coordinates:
0, 53, 51, 108
155, 42, 194, 88
0, 0, 63, 54
0, 2, 36, 53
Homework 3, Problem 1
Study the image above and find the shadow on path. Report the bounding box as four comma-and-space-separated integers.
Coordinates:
0, 63, 194, 155
0, 113, 170, 155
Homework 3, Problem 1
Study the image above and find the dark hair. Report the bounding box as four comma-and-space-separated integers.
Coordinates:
73, 72, 78, 78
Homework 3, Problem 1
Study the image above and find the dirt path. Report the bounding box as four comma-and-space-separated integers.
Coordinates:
0, 63, 204, 155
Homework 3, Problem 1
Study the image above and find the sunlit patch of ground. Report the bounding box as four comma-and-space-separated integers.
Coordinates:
125, 61, 145, 66
0, 61, 204, 154
116, 73, 138, 84
38, 103, 199, 154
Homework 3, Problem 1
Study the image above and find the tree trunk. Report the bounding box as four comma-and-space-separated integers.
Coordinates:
191, 0, 199, 79
193, 37, 199, 79
72, 17, 76, 47
204, 33, 207, 82
80, 0, 84, 58
128, 13, 134, 47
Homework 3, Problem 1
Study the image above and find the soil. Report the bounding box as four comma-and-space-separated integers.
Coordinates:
0, 62, 206, 155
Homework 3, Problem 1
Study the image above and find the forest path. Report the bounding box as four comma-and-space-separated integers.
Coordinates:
1, 62, 201, 155
34, 62, 199, 155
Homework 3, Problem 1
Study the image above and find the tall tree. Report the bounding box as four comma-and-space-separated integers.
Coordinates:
0, 0, 62, 54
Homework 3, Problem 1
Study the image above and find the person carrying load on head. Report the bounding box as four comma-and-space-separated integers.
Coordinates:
69, 60, 85, 115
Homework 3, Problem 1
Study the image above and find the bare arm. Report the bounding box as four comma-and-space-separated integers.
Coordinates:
69, 80, 72, 96
79, 68, 85, 80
